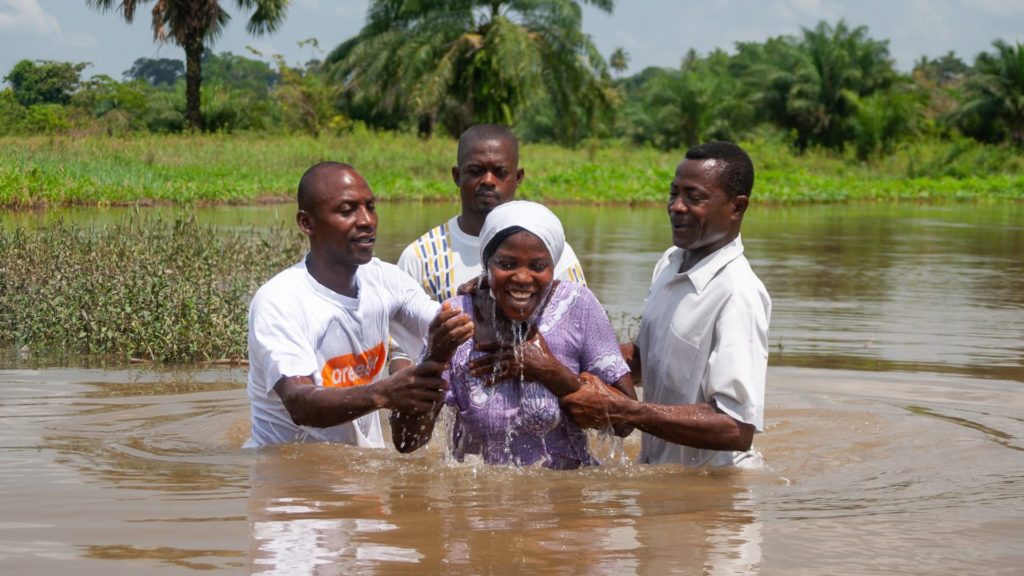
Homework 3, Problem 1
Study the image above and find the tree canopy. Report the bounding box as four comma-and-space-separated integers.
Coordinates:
87, 0, 291, 129
124, 57, 185, 86
4, 60, 90, 106
733, 20, 897, 152
609, 47, 629, 77
4, 13, 1024, 154
957, 40, 1024, 147
328, 0, 615, 141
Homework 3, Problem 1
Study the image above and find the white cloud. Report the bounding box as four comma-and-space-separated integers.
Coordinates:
0, 0, 60, 36
0, 0, 97, 77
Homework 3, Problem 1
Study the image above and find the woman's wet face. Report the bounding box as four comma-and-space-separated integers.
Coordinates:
487, 231, 554, 322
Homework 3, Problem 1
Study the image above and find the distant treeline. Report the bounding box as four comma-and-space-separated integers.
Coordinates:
2, 18, 1023, 161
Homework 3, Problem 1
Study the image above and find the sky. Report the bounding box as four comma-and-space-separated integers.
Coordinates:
1, 0, 1023, 85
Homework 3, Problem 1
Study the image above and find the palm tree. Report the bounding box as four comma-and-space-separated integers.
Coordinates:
732, 36, 804, 133
735, 20, 895, 152
87, 0, 290, 130
786, 20, 896, 151
637, 50, 752, 151
609, 47, 629, 78
328, 0, 615, 141
957, 40, 1024, 147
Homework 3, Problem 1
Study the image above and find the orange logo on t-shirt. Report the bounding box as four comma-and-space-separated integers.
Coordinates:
321, 341, 386, 388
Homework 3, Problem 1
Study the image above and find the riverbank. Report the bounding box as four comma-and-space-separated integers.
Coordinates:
2, 132, 1022, 208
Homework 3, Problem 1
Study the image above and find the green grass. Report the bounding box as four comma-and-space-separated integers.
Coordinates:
0, 212, 305, 363
1, 131, 1022, 208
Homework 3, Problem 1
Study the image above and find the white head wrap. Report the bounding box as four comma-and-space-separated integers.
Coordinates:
478, 200, 565, 266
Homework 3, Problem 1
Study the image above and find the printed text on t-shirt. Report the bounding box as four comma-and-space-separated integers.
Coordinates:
320, 341, 386, 387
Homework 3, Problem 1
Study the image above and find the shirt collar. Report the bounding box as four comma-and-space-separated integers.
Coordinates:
301, 254, 362, 306
670, 235, 745, 294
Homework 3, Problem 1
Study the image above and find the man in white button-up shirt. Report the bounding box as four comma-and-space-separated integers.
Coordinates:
562, 141, 771, 468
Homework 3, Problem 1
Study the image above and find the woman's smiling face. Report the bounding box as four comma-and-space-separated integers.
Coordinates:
486, 231, 554, 323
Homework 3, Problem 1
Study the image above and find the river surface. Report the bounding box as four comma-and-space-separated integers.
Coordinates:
2, 202, 1023, 574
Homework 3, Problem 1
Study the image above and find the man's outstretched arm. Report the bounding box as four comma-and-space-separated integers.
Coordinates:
561, 378, 754, 452
275, 361, 450, 429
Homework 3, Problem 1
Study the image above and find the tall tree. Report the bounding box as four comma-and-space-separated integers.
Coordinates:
4, 60, 89, 106
123, 57, 185, 86
956, 40, 1024, 147
633, 50, 752, 150
734, 20, 896, 152
732, 36, 805, 134
609, 47, 629, 78
329, 0, 615, 141
786, 20, 896, 151
87, 0, 290, 130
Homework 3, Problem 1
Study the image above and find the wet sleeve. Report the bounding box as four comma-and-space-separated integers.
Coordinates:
705, 290, 769, 432
441, 363, 457, 407
575, 287, 630, 385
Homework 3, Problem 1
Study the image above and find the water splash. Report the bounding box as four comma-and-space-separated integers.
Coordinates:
587, 429, 630, 466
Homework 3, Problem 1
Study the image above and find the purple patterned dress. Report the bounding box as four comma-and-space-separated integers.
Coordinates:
442, 282, 629, 469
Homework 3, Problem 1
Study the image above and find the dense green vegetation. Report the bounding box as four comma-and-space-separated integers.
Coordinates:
2, 131, 1022, 208
1, 8, 1021, 209
0, 213, 304, 363
3, 10, 1024, 155
330, 0, 615, 141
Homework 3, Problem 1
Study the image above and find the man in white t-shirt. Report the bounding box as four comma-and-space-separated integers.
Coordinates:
246, 162, 472, 449
561, 141, 771, 469
397, 124, 586, 303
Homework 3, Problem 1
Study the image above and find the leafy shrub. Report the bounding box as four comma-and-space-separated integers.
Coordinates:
0, 213, 306, 363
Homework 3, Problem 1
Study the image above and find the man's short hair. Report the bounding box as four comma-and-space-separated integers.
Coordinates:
456, 124, 519, 167
684, 141, 755, 198
297, 161, 355, 211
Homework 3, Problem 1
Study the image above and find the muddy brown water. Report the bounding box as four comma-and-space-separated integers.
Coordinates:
2, 202, 1022, 574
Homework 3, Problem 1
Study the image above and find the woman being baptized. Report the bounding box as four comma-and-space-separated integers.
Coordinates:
391, 201, 636, 469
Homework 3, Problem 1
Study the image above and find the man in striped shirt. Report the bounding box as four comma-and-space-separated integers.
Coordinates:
397, 124, 586, 303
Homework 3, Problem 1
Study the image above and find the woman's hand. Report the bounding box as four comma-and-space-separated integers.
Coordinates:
469, 331, 579, 397
426, 302, 474, 363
